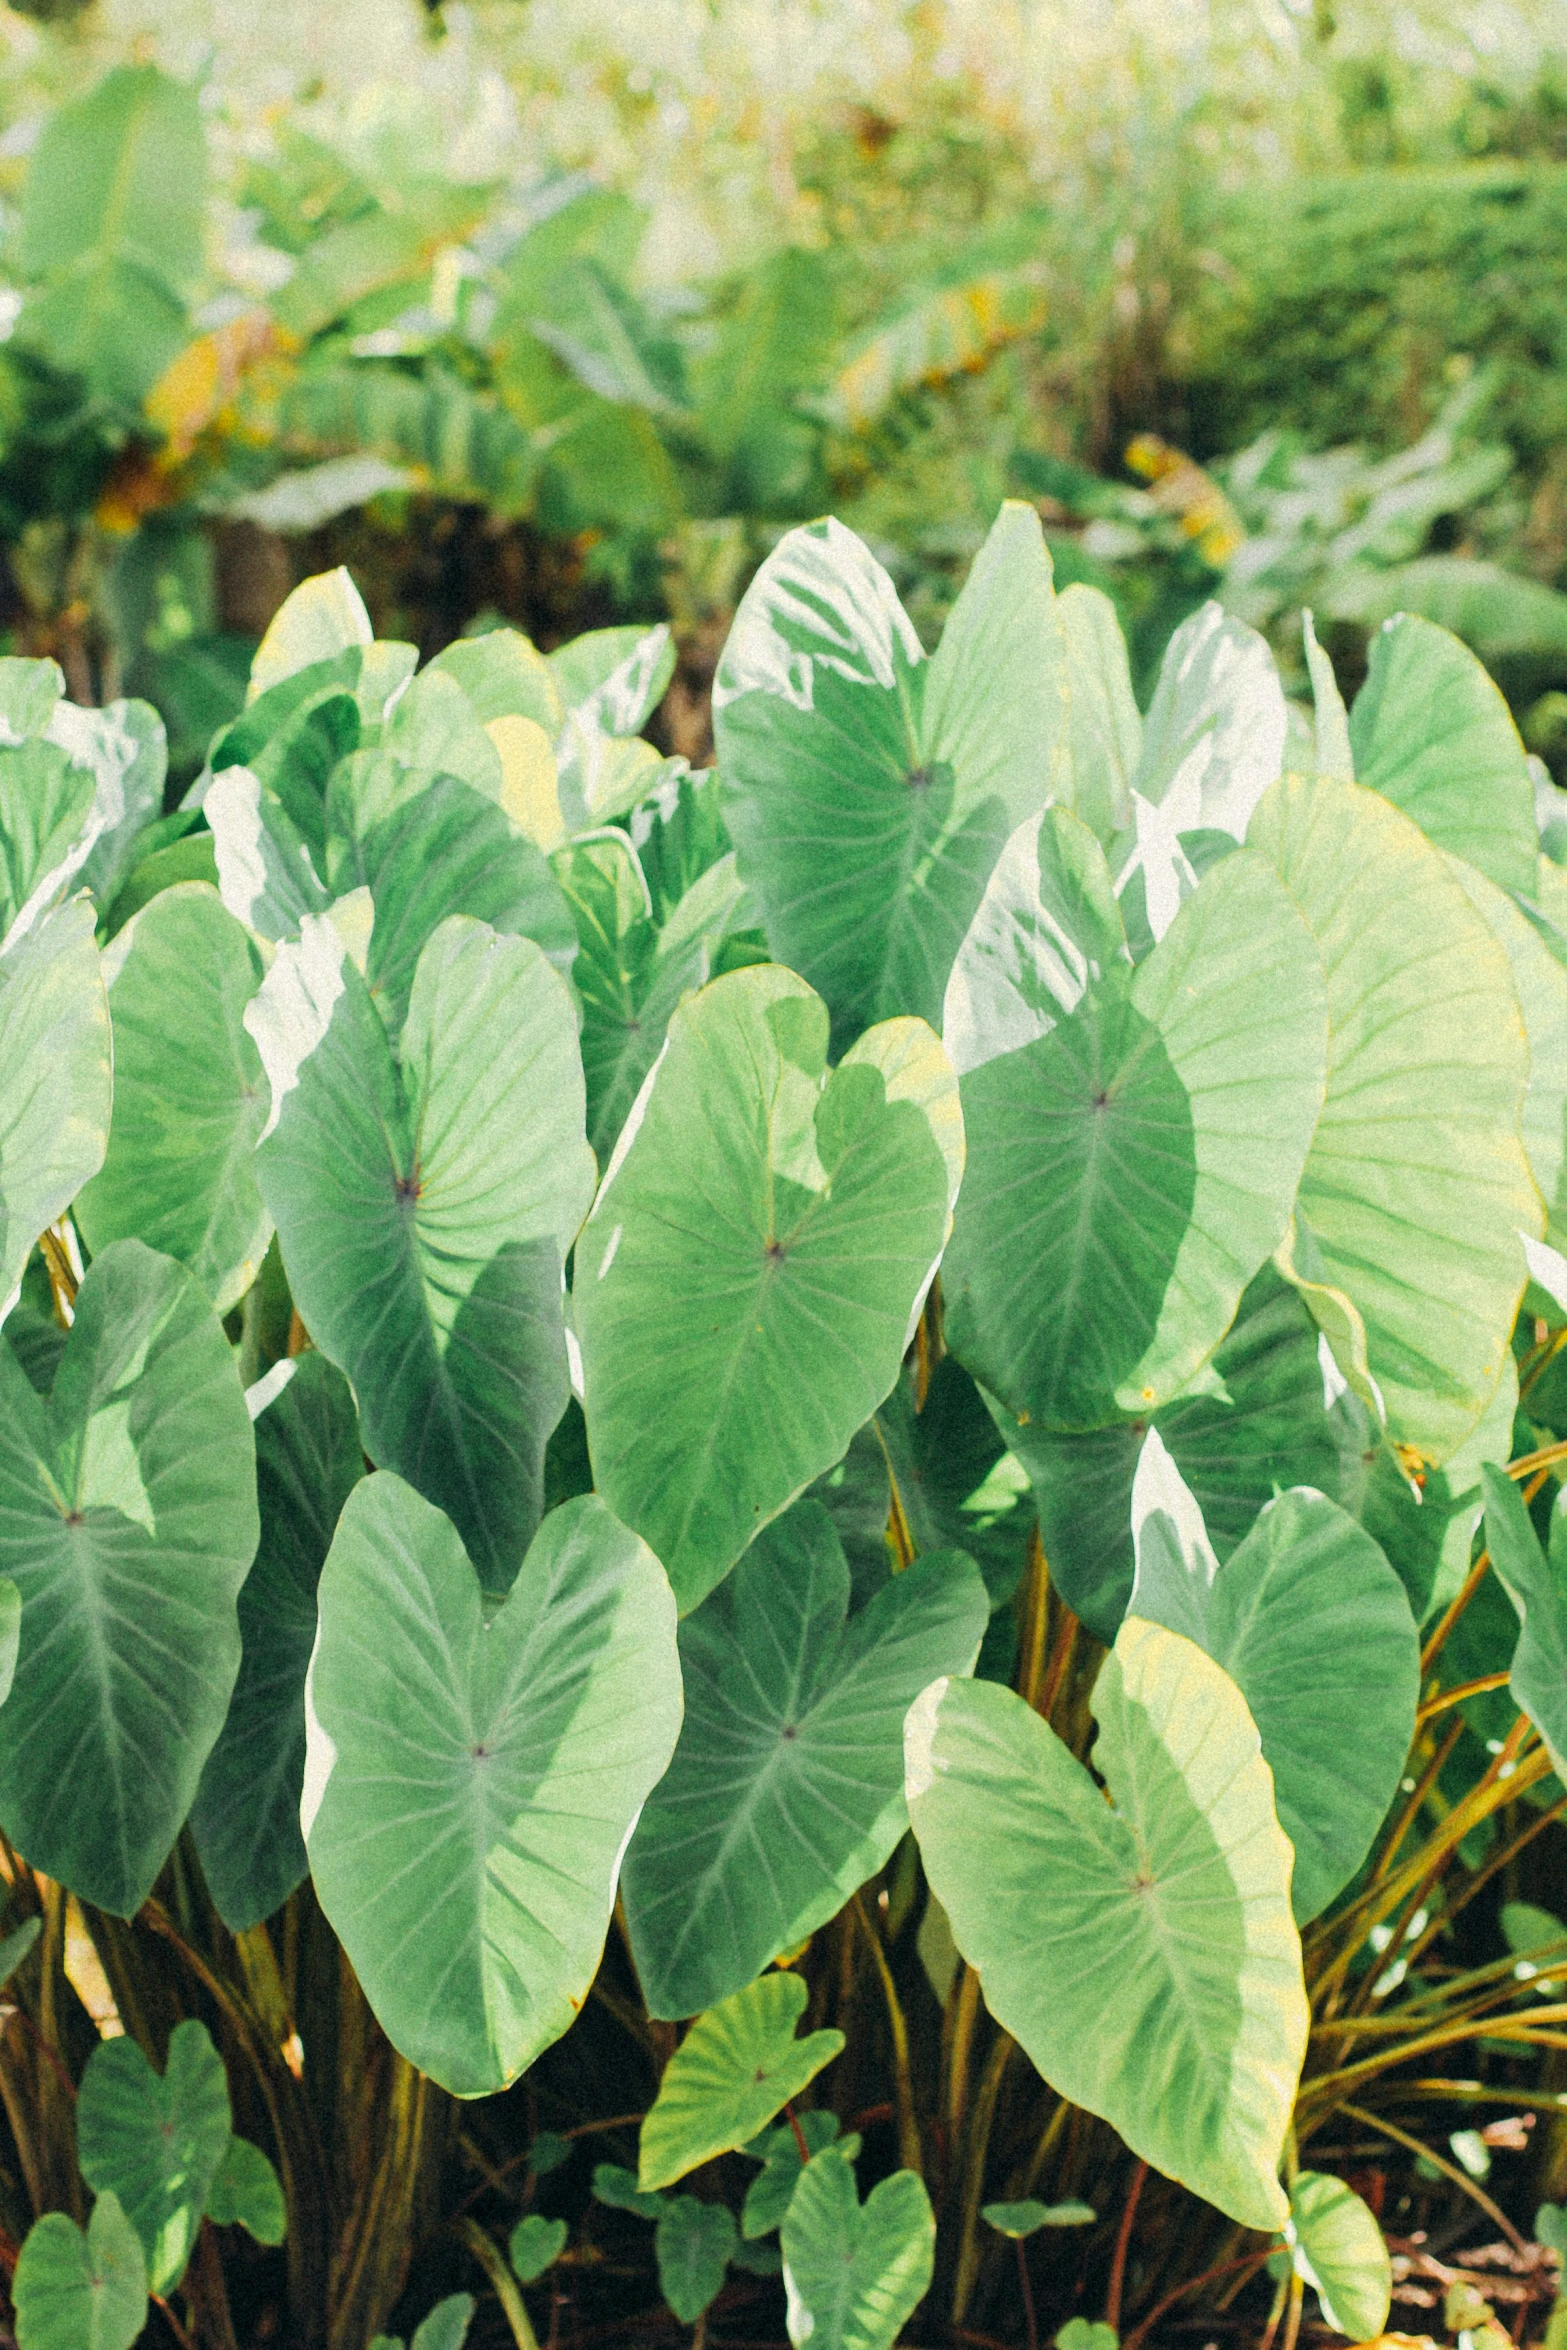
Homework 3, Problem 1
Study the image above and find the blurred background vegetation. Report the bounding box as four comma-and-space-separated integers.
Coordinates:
0, 0, 1565, 774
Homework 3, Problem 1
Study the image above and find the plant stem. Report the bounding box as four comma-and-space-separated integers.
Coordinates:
850, 1892, 921, 2177
1420, 1550, 1491, 1675
1103, 2160, 1147, 2334
1038, 1604, 1080, 1725
1279, 2270, 1305, 2350
949, 2033, 1014, 2330
1017, 1529, 1049, 1712
1332, 2099, 1527, 2251
1016, 2236, 1038, 2350
784, 2100, 811, 2165
1121, 2253, 1271, 2350
457, 2217, 542, 2350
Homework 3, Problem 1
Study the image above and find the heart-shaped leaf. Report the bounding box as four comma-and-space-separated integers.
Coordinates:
905, 1624, 1307, 2230
1132, 603, 1287, 841
189, 1352, 361, 1932
0, 742, 95, 937
622, 1498, 988, 2017
714, 504, 1067, 1046
638, 1973, 844, 2192
77, 2020, 232, 2293
0, 898, 111, 1305
741, 2113, 852, 2239
1288, 2170, 1391, 2340
1481, 1464, 1567, 1777
1349, 613, 1537, 893
205, 2135, 285, 2245
76, 884, 272, 1314
594, 2164, 666, 2220
13, 2192, 147, 2350
1128, 1435, 1418, 1921
943, 845, 1327, 1429
0, 1240, 257, 1914
576, 963, 960, 1612
779, 2146, 934, 2350
303, 1476, 680, 2095
250, 913, 594, 1585
656, 2199, 737, 2324
1249, 773, 1537, 1464
510, 2215, 568, 2284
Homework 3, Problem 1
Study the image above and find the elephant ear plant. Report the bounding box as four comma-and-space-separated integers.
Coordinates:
0, 515, 1563, 2347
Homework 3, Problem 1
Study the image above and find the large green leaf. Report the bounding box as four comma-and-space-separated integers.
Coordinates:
247, 573, 372, 707
715, 504, 1068, 1046
1128, 1437, 1418, 1921
1349, 614, 1537, 893
1480, 1464, 1567, 1777
691, 245, 836, 512
638, 1973, 844, 2192
576, 964, 960, 1611
779, 2148, 934, 2350
250, 913, 594, 1585
77, 2020, 231, 2293
1249, 773, 1537, 1464
0, 1241, 256, 1914
1006, 1266, 1369, 1642
76, 885, 272, 1315
12, 2193, 146, 2350
622, 1498, 988, 2017
303, 1477, 680, 2095
189, 1352, 362, 1932
0, 900, 112, 1307
1450, 856, 1567, 1245
0, 744, 94, 938
1288, 2171, 1391, 2341
943, 846, 1327, 1428
905, 1625, 1306, 2230
1058, 584, 1139, 841
1133, 602, 1287, 839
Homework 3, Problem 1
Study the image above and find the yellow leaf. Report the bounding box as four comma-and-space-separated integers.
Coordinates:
487, 715, 565, 850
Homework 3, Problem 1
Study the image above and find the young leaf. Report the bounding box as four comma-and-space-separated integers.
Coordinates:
77, 2020, 232, 2293
741, 2113, 853, 2240
75, 885, 272, 1315
249, 569, 372, 704
0, 899, 112, 1307
593, 2164, 667, 2220
250, 914, 593, 1585
638, 1974, 844, 2192
779, 2146, 934, 2350
1350, 614, 1536, 893
12, 2192, 147, 2350
655, 2199, 736, 2325
943, 847, 1327, 1430
905, 1626, 1307, 2231
1128, 1438, 1418, 1922
715, 505, 1068, 1046
303, 1478, 681, 2096
1481, 1464, 1567, 1777
622, 1499, 988, 2017
410, 2297, 476, 2350
1133, 602, 1287, 839
0, 1241, 257, 1915
1288, 2170, 1392, 2341
510, 2214, 568, 2283
576, 964, 960, 1613
1058, 583, 1139, 840
204, 2135, 286, 2245
1250, 774, 1537, 1463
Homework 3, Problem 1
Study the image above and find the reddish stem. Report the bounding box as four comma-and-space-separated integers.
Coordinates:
1015, 2236, 1038, 2350
1103, 2160, 1147, 2335
784, 2101, 811, 2165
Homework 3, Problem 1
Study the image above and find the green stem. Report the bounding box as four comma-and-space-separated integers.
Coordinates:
457, 2218, 542, 2350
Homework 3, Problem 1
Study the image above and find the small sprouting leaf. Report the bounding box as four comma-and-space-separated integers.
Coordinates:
982, 2201, 1048, 2239
593, 2163, 666, 2220
204, 2135, 286, 2246
509, 2215, 568, 2283
780, 2145, 934, 2350
77, 2020, 232, 2293
410, 2296, 476, 2350
1055, 2323, 1118, 2350
638, 1974, 845, 2192
1288, 2170, 1392, 2341
741, 2113, 855, 2240
655, 2199, 736, 2325
528, 2131, 572, 2179
13, 2192, 147, 2350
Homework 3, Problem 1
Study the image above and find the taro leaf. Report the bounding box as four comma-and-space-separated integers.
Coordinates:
324, 767, 577, 1035
1056, 2324, 1117, 2350
206, 763, 331, 944
715, 504, 1068, 1047
0, 1241, 257, 1915
1450, 856, 1567, 1245
550, 622, 675, 739
0, 742, 95, 937
0, 1915, 40, 1988
189, 1352, 362, 1932
0, 899, 112, 1306
983, 2201, 1095, 2235
638, 1973, 844, 2192
510, 2215, 568, 2283
75, 885, 272, 1315
1128, 1437, 1418, 1922
1008, 1265, 1370, 1641
249, 687, 360, 869
656, 2199, 736, 2325
1058, 583, 1139, 841
428, 628, 563, 733
593, 2164, 666, 2220
1250, 774, 1537, 1466
79, 702, 166, 915
741, 2113, 852, 2239
871, 1356, 1035, 1609
1349, 614, 1537, 894
779, 2146, 934, 2350
943, 847, 1327, 1430
248, 570, 372, 704
12, 2191, 147, 2350
1133, 602, 1287, 839
77, 2020, 231, 2293
0, 1576, 19, 1708
381, 668, 503, 801
905, 1626, 1307, 2230
622, 1499, 988, 2017
1288, 2171, 1391, 2341
1303, 613, 1352, 781
1481, 1464, 1567, 1777
250, 914, 594, 1586
410, 2297, 476, 2350
303, 1478, 680, 2096
576, 964, 960, 1613
204, 2136, 286, 2244
630, 766, 732, 926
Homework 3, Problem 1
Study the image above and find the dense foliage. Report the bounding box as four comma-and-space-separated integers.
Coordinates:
3, 504, 1567, 2346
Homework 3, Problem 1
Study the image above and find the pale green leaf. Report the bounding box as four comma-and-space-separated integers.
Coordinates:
779, 2147, 934, 2350
1289, 2170, 1391, 2341
638, 1973, 844, 2192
